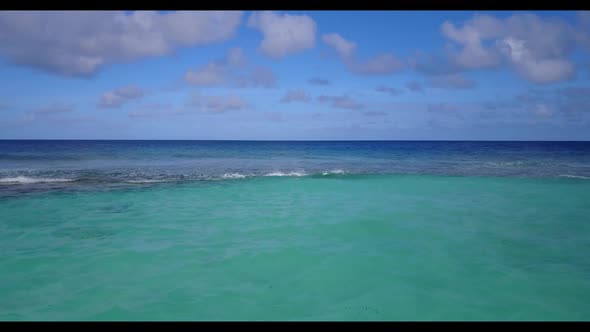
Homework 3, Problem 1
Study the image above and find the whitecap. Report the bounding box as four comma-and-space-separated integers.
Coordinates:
264, 171, 307, 177
221, 173, 247, 179
558, 174, 590, 180
0, 176, 75, 184
321, 169, 346, 175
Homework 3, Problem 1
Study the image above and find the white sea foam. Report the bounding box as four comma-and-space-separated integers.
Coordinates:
264, 171, 307, 177
558, 174, 590, 180
0, 176, 75, 184
221, 173, 247, 179
321, 169, 346, 175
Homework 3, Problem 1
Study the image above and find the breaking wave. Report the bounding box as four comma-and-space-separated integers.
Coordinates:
558, 174, 590, 180
0, 176, 76, 184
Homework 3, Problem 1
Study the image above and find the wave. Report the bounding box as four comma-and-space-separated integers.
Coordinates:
0, 176, 75, 184
221, 173, 248, 179
558, 174, 590, 180
321, 169, 346, 175
264, 171, 307, 177
4, 171, 589, 188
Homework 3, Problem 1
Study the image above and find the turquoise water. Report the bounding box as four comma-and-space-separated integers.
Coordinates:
2, 173, 590, 320
2, 140, 590, 320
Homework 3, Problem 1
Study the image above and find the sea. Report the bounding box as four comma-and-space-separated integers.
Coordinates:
1, 140, 590, 320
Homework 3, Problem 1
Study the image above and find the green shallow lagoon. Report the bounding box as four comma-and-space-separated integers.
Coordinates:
1, 174, 590, 320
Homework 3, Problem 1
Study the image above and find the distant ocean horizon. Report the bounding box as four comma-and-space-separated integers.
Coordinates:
1, 139, 590, 320
2, 139, 589, 141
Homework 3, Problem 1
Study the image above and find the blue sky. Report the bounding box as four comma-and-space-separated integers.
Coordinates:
0, 10, 589, 140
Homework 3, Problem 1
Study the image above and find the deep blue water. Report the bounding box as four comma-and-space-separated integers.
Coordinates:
1, 140, 590, 193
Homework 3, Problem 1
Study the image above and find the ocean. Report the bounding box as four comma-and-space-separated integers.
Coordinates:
1, 140, 590, 320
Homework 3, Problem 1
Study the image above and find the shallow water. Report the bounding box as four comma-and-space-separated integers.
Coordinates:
1, 141, 590, 320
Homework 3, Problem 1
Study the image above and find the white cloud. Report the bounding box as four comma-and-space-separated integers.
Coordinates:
188, 92, 249, 113
441, 16, 502, 69
184, 62, 227, 86
322, 33, 404, 75
0, 11, 243, 77
185, 48, 277, 88
184, 47, 246, 86
280, 89, 311, 103
441, 13, 581, 84
99, 85, 145, 108
497, 37, 574, 84
247, 11, 316, 59
322, 33, 356, 59
351, 54, 404, 75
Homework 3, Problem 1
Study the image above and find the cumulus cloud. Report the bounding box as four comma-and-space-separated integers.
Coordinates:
322, 33, 357, 59
483, 85, 590, 120
441, 17, 502, 70
0, 11, 243, 77
185, 48, 277, 88
308, 77, 330, 85
406, 81, 424, 93
322, 33, 404, 75
187, 92, 249, 113
440, 13, 582, 84
317, 95, 364, 110
497, 37, 575, 84
375, 85, 403, 95
280, 89, 311, 103
185, 47, 246, 86
98, 85, 145, 108
205, 95, 248, 113
350, 54, 404, 75
184, 62, 228, 86
428, 73, 476, 89
247, 11, 316, 59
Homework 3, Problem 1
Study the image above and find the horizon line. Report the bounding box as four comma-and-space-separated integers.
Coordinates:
1, 139, 589, 142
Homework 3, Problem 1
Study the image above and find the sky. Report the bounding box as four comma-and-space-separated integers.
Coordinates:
0, 10, 590, 140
